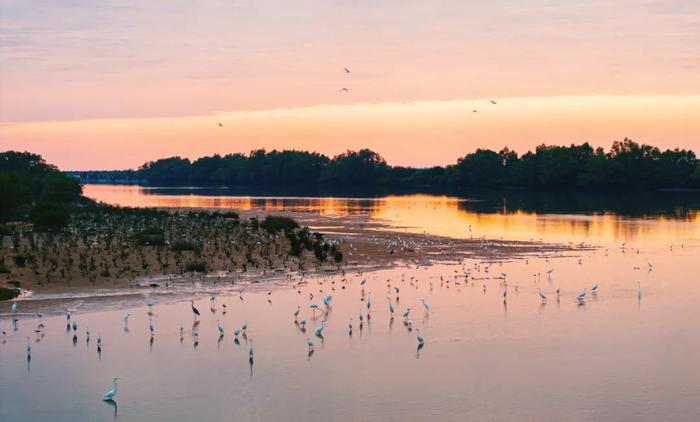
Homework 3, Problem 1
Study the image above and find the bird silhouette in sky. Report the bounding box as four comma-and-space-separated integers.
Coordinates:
217, 122, 223, 127
344, 67, 351, 73
340, 87, 349, 93
490, 100, 497, 104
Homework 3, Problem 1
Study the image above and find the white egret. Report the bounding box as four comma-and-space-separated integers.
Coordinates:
217, 320, 224, 336
591, 283, 599, 293
416, 329, 425, 345
538, 288, 547, 303
293, 306, 300, 319
307, 338, 314, 351
421, 299, 430, 313
102, 378, 119, 401
315, 321, 325, 336
123, 313, 130, 323
402, 308, 411, 318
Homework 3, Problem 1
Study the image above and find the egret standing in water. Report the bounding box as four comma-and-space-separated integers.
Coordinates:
102, 378, 119, 401
637, 281, 642, 301
248, 338, 254, 359
217, 320, 224, 336
11, 302, 17, 314
538, 288, 547, 304
577, 290, 586, 305
591, 283, 599, 293
416, 328, 425, 345
421, 299, 430, 313
191, 301, 201, 321
293, 306, 300, 320
26, 337, 32, 357
123, 313, 130, 325
402, 308, 411, 319
307, 338, 314, 351
315, 321, 325, 337
388, 298, 395, 317
149, 318, 155, 336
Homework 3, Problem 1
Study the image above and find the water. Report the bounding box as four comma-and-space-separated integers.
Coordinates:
1, 185, 699, 421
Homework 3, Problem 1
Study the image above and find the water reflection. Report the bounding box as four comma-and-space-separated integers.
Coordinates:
102, 399, 117, 419
83, 184, 700, 246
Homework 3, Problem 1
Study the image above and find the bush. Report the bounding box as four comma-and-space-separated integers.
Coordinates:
170, 240, 199, 252
261, 215, 299, 234
221, 211, 240, 219
185, 261, 206, 272
333, 249, 343, 263
31, 201, 70, 231
13, 255, 26, 268
0, 225, 12, 236
0, 287, 20, 301
134, 227, 164, 245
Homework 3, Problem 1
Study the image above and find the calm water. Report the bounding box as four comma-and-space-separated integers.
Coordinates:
2, 185, 700, 421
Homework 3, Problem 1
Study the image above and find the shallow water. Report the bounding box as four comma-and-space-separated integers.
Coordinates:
1, 186, 699, 421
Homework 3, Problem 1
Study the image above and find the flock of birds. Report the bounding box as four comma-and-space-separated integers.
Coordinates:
215, 68, 498, 126
1, 240, 659, 405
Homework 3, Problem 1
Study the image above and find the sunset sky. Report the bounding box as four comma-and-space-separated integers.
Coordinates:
1, 0, 699, 170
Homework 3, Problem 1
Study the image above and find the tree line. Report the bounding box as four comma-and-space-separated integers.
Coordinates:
63, 138, 700, 190
0, 151, 83, 229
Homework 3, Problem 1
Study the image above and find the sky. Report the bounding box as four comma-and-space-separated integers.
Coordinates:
1, 0, 699, 169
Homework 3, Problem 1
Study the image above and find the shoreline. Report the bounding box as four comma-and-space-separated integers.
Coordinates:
1, 206, 591, 317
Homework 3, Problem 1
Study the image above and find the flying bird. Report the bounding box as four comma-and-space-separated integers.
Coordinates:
344, 67, 351, 73
490, 100, 497, 104
217, 122, 223, 127
340, 88, 349, 93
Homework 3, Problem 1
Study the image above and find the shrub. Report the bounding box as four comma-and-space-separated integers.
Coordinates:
134, 227, 164, 245
31, 201, 70, 231
185, 261, 206, 272
13, 255, 26, 268
170, 240, 199, 252
0, 287, 20, 301
261, 215, 300, 234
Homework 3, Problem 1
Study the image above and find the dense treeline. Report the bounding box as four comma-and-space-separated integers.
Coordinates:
0, 151, 83, 229
67, 138, 700, 190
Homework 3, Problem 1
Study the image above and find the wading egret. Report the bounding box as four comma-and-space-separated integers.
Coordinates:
191, 301, 200, 319
102, 378, 119, 401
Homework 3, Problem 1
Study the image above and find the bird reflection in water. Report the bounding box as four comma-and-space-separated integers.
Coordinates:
103, 399, 118, 419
